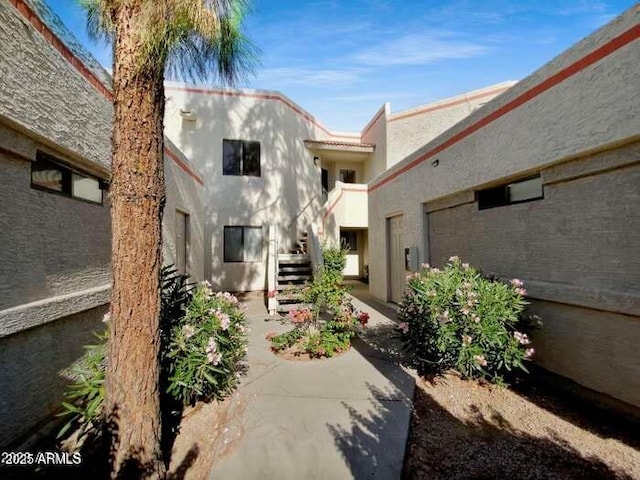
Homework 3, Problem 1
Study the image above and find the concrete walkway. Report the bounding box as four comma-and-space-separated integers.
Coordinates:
209, 284, 414, 479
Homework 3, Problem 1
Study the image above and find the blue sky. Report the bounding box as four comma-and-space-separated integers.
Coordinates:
45, 0, 634, 132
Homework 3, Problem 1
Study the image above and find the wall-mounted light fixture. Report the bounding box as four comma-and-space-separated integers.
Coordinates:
432, 158, 440, 167
179, 109, 198, 122
313, 156, 320, 166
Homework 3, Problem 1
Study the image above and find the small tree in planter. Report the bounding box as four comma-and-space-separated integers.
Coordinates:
267, 245, 369, 358
397, 257, 540, 384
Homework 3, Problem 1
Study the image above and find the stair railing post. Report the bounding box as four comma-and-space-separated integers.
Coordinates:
268, 224, 278, 315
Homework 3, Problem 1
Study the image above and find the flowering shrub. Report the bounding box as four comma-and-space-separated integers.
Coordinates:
166, 282, 249, 405
397, 257, 539, 384
58, 271, 249, 441
267, 246, 369, 359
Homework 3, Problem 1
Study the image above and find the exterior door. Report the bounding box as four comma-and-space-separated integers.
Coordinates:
387, 215, 404, 303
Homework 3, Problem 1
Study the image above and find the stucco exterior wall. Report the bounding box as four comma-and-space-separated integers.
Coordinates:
361, 104, 389, 182
163, 141, 205, 282
368, 7, 640, 407
386, 82, 515, 167
0, 1, 112, 171
0, 305, 106, 447
164, 84, 347, 291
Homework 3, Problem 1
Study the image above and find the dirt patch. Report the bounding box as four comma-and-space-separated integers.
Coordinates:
272, 344, 350, 361
167, 392, 247, 480
403, 373, 640, 480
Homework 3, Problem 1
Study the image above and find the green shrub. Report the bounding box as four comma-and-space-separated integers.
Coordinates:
58, 270, 248, 440
322, 244, 348, 276
397, 257, 538, 384
165, 285, 248, 405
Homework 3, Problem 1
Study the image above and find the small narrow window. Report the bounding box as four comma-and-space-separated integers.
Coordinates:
224, 226, 263, 262
222, 139, 261, 177
340, 231, 358, 251
478, 175, 543, 210
339, 169, 356, 184
31, 152, 103, 204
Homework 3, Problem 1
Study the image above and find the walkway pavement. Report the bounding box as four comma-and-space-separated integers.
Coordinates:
208, 284, 414, 479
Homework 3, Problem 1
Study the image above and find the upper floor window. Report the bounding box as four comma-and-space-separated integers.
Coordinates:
477, 175, 543, 210
223, 139, 260, 176
31, 152, 104, 204
339, 169, 356, 184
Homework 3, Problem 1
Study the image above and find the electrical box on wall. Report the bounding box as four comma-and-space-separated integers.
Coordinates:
404, 246, 419, 271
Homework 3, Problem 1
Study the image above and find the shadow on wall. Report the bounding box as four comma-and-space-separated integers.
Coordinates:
174, 91, 323, 291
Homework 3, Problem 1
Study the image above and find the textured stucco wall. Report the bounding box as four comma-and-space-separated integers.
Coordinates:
0, 1, 111, 170
0, 135, 111, 314
163, 142, 205, 282
369, 7, 640, 301
0, 305, 107, 448
367, 7, 640, 407
361, 104, 389, 181
164, 85, 339, 291
386, 82, 515, 167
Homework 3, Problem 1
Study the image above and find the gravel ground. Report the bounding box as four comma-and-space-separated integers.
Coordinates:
403, 373, 640, 480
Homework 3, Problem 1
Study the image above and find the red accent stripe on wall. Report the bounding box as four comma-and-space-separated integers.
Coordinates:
369, 22, 640, 193
361, 107, 386, 139
165, 86, 360, 141
10, 0, 205, 186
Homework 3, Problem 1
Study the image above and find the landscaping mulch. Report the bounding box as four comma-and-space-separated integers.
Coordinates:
403, 373, 640, 480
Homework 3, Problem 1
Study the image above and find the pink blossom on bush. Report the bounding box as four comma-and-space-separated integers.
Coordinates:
102, 312, 111, 323
398, 322, 410, 334
182, 324, 196, 339
514, 331, 531, 345
358, 312, 370, 327
510, 278, 524, 287
267, 290, 277, 298
449, 255, 460, 263
525, 348, 535, 358
462, 335, 473, 346
515, 287, 527, 296
474, 354, 488, 367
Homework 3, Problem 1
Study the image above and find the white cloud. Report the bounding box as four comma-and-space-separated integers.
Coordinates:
256, 67, 366, 88
353, 31, 489, 67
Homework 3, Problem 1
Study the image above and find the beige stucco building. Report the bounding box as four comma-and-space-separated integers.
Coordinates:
1, 0, 638, 448
368, 6, 640, 409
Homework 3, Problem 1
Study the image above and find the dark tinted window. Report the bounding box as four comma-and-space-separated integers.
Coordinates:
222, 139, 260, 177
478, 175, 543, 210
224, 226, 263, 262
31, 152, 103, 204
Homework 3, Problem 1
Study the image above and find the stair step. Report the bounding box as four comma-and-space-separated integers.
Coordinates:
278, 254, 310, 263
277, 284, 304, 291
279, 265, 312, 273
277, 275, 311, 282
277, 293, 305, 303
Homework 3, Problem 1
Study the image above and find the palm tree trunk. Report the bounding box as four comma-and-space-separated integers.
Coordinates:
106, 4, 166, 478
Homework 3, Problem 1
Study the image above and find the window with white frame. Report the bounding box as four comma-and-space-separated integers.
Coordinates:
223, 226, 263, 262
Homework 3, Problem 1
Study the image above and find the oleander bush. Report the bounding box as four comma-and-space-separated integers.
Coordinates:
166, 285, 248, 405
397, 257, 540, 384
58, 268, 249, 441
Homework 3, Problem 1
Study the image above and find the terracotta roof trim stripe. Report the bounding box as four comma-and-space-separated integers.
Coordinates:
369, 22, 640, 193
10, 0, 205, 187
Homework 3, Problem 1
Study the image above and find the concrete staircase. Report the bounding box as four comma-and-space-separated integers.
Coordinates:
276, 232, 312, 314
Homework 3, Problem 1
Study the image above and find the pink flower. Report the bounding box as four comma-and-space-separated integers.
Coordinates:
421, 263, 430, 269
525, 348, 535, 358
182, 324, 196, 339
510, 278, 524, 287
265, 331, 277, 341
267, 290, 277, 298
514, 331, 531, 345
462, 335, 473, 346
215, 311, 231, 330
462, 263, 470, 269
472, 314, 481, 323
358, 312, 370, 327
474, 354, 488, 367
102, 312, 111, 323
207, 351, 222, 365
515, 287, 527, 296
449, 256, 460, 263
398, 322, 410, 334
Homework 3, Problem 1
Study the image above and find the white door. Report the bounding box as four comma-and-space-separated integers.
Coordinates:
387, 215, 405, 303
